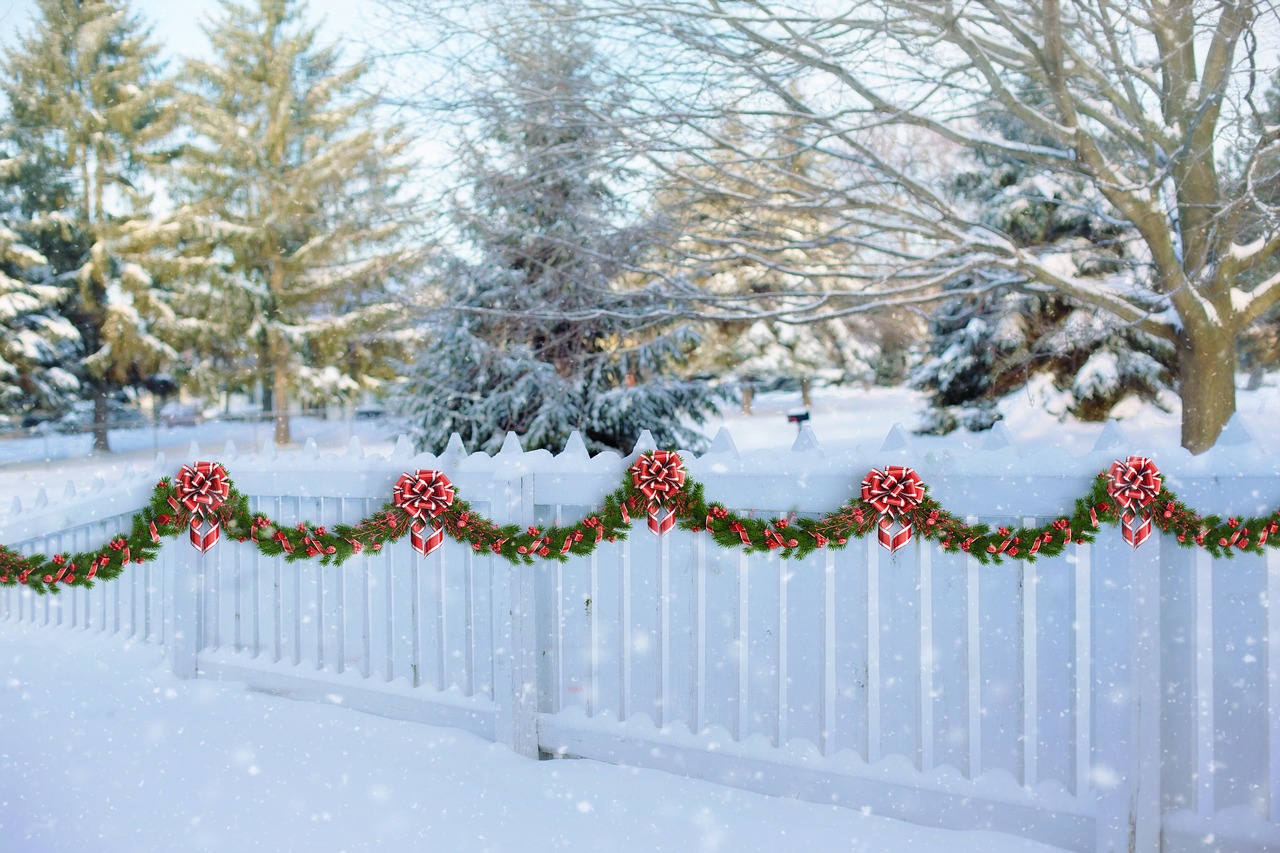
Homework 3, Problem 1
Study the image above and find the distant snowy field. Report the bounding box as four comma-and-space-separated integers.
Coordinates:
3, 380, 1279, 852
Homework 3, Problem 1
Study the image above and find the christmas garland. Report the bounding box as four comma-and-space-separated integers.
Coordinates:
2, 453, 1277, 596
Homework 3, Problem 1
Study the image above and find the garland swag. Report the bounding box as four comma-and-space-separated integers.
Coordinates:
2, 453, 1277, 596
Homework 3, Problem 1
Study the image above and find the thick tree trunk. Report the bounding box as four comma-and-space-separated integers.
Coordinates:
1178, 327, 1237, 454
273, 363, 292, 446
92, 388, 110, 453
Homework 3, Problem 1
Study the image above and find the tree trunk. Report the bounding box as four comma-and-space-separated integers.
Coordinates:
92, 388, 110, 453
273, 363, 292, 445
1178, 326, 1237, 454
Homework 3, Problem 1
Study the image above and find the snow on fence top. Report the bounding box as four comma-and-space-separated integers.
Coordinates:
1, 415, 1277, 558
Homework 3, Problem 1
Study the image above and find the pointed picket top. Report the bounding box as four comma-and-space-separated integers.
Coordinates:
346, 436, 364, 460
92, 474, 107, 491
392, 434, 415, 461
879, 423, 911, 452
9, 495, 21, 515
63, 480, 76, 500
980, 422, 1015, 452
187, 441, 201, 460
1092, 420, 1128, 453
34, 488, 48, 508
123, 462, 137, 479
560, 430, 590, 460
260, 439, 277, 459
303, 436, 320, 459
497, 431, 524, 457
222, 440, 237, 461
443, 433, 467, 463
706, 427, 739, 457
1216, 413, 1255, 447
791, 424, 823, 454
631, 429, 657, 455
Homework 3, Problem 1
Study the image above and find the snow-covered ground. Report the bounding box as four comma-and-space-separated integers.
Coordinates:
0, 622, 1070, 853
3, 380, 1279, 852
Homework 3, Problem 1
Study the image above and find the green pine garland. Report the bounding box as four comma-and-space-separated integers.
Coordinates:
2, 456, 1277, 596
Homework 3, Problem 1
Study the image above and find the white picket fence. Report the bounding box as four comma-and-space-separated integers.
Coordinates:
4, 426, 1280, 853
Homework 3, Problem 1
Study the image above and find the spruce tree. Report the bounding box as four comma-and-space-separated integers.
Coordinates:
0, 217, 80, 415
397, 12, 723, 455
1, 0, 177, 450
164, 0, 419, 445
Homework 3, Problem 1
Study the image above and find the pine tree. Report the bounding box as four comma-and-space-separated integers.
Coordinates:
1, 0, 177, 450
163, 0, 419, 445
912, 97, 1175, 434
0, 212, 80, 415
398, 11, 723, 455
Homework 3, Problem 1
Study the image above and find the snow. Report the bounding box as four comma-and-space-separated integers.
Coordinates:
0, 621, 1067, 853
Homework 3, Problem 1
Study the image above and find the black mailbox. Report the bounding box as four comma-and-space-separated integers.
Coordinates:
787, 409, 810, 425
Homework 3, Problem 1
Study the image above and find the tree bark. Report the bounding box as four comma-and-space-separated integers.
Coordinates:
1178, 325, 1237, 454
273, 362, 292, 446
92, 387, 110, 453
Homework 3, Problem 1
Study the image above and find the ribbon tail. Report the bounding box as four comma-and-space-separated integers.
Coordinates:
620, 503, 631, 525
648, 508, 676, 537
1121, 511, 1152, 549
890, 521, 913, 553
877, 515, 895, 552
191, 515, 220, 554
410, 520, 444, 556
149, 521, 160, 543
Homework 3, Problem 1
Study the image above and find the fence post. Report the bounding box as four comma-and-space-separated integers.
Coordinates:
492, 472, 540, 757
1092, 536, 1162, 852
167, 544, 202, 679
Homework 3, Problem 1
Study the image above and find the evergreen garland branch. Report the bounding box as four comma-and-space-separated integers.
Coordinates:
2, 454, 1279, 595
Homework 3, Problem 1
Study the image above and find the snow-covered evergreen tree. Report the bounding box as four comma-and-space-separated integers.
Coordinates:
397, 10, 723, 455
0, 214, 79, 414
1, 0, 177, 449
913, 98, 1175, 433
162, 0, 419, 444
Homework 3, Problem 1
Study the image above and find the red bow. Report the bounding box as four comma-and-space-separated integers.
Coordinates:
629, 451, 686, 537
1107, 457, 1161, 548
861, 466, 924, 553
630, 451, 686, 506
393, 470, 455, 556
176, 462, 230, 553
